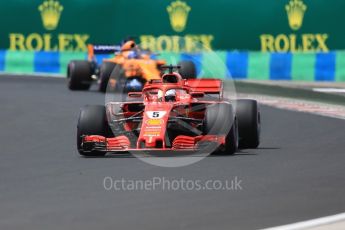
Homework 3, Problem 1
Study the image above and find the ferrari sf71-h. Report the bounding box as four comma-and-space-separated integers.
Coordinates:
77, 66, 260, 156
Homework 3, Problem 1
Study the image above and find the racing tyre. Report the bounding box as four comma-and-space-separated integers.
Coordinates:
178, 61, 197, 79
99, 62, 116, 93
67, 60, 93, 90
109, 66, 127, 93
204, 103, 238, 155
236, 99, 260, 149
77, 105, 112, 157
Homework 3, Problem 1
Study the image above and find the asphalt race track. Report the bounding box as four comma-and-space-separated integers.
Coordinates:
0, 75, 345, 230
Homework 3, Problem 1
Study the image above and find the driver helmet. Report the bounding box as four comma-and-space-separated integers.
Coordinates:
121, 40, 136, 51
165, 89, 177, 102
127, 50, 140, 59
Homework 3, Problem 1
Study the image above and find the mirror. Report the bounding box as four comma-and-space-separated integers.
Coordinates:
190, 92, 205, 98
128, 92, 142, 98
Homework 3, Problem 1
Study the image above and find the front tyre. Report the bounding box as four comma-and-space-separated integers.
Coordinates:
77, 105, 112, 157
204, 103, 238, 155
236, 99, 260, 149
99, 62, 116, 93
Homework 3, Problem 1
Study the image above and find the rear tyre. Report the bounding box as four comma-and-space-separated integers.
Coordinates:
67, 61, 93, 90
178, 61, 197, 79
236, 99, 260, 149
204, 103, 238, 155
99, 62, 116, 93
77, 105, 112, 157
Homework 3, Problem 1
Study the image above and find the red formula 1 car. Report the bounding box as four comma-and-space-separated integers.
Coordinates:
77, 66, 260, 157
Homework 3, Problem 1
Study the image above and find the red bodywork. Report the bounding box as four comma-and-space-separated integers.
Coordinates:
81, 72, 229, 153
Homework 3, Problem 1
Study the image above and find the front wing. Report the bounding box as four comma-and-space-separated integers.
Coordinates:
81, 135, 226, 153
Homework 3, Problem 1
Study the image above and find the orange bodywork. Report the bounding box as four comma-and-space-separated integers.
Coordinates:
88, 43, 166, 82
104, 53, 165, 82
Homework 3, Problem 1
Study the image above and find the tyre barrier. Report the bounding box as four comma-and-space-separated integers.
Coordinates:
0, 50, 344, 81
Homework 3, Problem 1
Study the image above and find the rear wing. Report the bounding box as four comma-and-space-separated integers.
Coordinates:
87, 44, 121, 61
185, 79, 223, 95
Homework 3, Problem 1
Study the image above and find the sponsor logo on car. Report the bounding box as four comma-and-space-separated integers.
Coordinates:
146, 119, 163, 126
143, 131, 161, 137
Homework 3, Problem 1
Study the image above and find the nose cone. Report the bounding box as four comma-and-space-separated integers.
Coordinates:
138, 103, 173, 148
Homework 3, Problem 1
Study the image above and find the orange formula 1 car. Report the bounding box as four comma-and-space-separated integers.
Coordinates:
67, 41, 196, 93
77, 65, 260, 157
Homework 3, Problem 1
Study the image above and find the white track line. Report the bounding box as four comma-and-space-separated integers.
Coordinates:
238, 94, 345, 120
0, 72, 64, 78
263, 212, 345, 230
313, 88, 345, 93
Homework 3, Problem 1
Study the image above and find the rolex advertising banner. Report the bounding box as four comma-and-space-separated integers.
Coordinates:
1, 0, 345, 52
